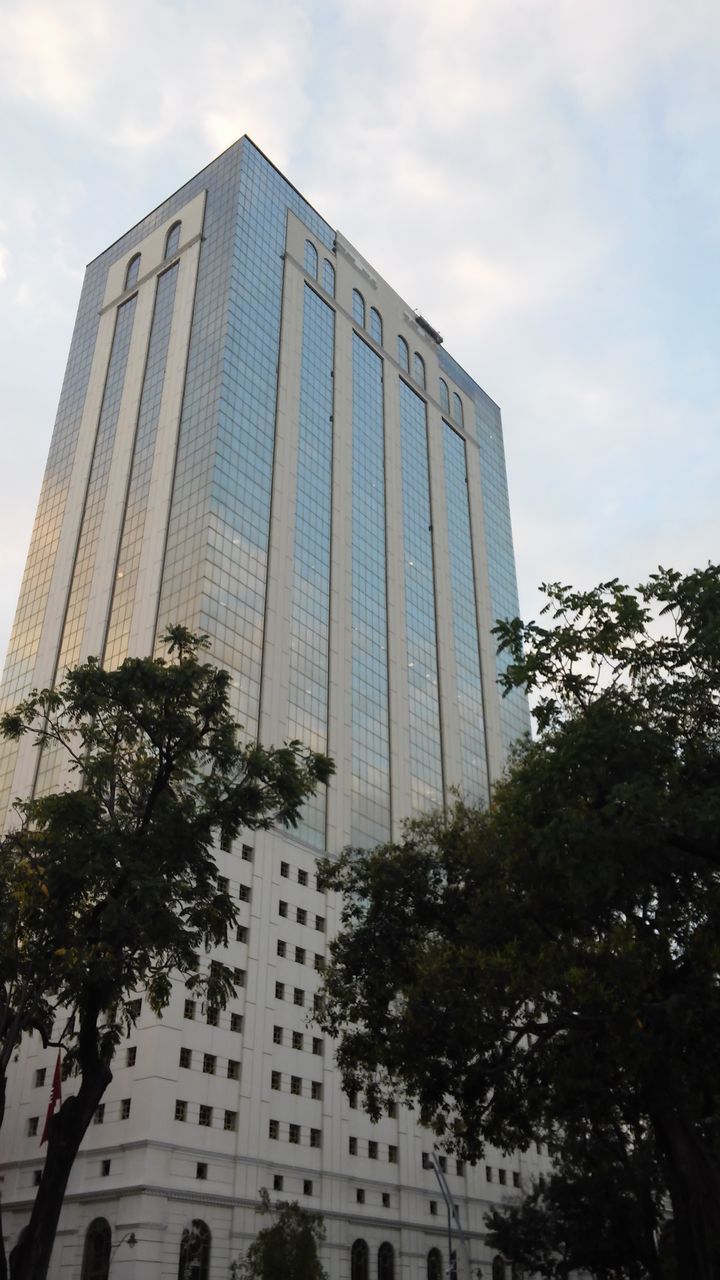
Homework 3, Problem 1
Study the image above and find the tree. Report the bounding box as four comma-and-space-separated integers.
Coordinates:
0, 627, 332, 1280
317, 566, 720, 1280
233, 1190, 328, 1280
484, 1119, 665, 1279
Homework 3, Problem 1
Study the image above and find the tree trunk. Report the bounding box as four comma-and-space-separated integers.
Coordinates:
647, 1093, 720, 1280
9, 1007, 111, 1280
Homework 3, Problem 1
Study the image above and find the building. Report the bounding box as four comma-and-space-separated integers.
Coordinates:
0, 138, 534, 1279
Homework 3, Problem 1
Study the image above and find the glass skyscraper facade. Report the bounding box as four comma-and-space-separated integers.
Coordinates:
0, 139, 533, 1280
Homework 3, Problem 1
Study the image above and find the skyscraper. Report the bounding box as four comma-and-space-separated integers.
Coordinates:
0, 139, 533, 1279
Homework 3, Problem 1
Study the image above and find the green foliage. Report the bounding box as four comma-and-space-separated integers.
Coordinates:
234, 1193, 328, 1280
318, 567, 720, 1280
0, 627, 333, 1280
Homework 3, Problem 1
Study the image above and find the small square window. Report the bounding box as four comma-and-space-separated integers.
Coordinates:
198, 1105, 213, 1127
272, 1070, 281, 1090
220, 831, 231, 852
312, 1038, 323, 1056
438, 1156, 447, 1172
513, 1171, 520, 1188
126, 1046, 137, 1067
196, 1162, 207, 1180
269, 1119, 279, 1139
311, 1081, 322, 1101
224, 1110, 237, 1131
273, 1175, 284, 1191
27, 1117, 39, 1137
356, 1188, 365, 1204
120, 1099, 131, 1119
273, 1025, 283, 1045
310, 1128, 321, 1148
386, 1100, 397, 1118
279, 901, 288, 918
388, 1145, 397, 1163
34, 1069, 46, 1088
349, 1136, 357, 1155
242, 844, 253, 861
281, 862, 289, 878
422, 1152, 431, 1169
294, 988, 304, 1008
275, 982, 285, 1000
298, 869, 308, 886
289, 1123, 300, 1144
206, 1006, 219, 1027
218, 875, 229, 893
314, 955, 325, 972
296, 907, 307, 925
230, 1014, 243, 1033
33, 1169, 43, 1186
203, 1054, 216, 1075
175, 1100, 187, 1121
228, 1059, 240, 1080
486, 1166, 493, 1182
233, 968, 246, 987
295, 947, 305, 965
303, 1179, 313, 1196
291, 1075, 301, 1096
499, 1169, 507, 1186
382, 1192, 390, 1208
94, 1105, 105, 1125
238, 884, 251, 902
430, 1200, 438, 1215
349, 1092, 358, 1109
292, 1031, 304, 1050
313, 994, 324, 1015
101, 1160, 111, 1177
236, 926, 248, 944
179, 1047, 191, 1069
184, 999, 195, 1020
368, 1141, 378, 1159
277, 940, 286, 957
315, 916, 325, 933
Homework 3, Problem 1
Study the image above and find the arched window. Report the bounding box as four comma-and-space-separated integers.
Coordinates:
397, 335, 410, 372
178, 1219, 211, 1280
304, 240, 319, 279
165, 222, 181, 259
378, 1242, 394, 1280
81, 1218, 111, 1280
492, 1257, 506, 1280
351, 1239, 369, 1280
452, 392, 464, 426
125, 254, 141, 290
413, 352, 426, 389
370, 307, 383, 345
439, 378, 450, 413
427, 1248, 442, 1280
322, 259, 335, 297
352, 289, 366, 328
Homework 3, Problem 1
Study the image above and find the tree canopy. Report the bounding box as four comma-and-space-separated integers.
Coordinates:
318, 566, 720, 1280
234, 1191, 328, 1280
0, 627, 332, 1280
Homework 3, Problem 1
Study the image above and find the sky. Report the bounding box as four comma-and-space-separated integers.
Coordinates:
1, 0, 719, 668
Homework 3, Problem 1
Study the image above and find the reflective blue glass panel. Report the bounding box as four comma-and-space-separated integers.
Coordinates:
352, 289, 365, 328
369, 307, 382, 345
304, 240, 318, 279
322, 259, 335, 297
164, 222, 181, 259
413, 353, 426, 389
452, 392, 464, 426
439, 378, 450, 413
125, 254, 141, 290
397, 335, 409, 372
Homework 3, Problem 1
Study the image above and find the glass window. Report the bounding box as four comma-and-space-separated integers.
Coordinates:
164, 222, 181, 259
439, 378, 450, 413
125, 254, 141, 290
81, 1217, 111, 1280
322, 259, 335, 296
370, 307, 383, 345
397, 335, 409, 372
378, 1242, 395, 1280
492, 1259, 506, 1280
178, 1221, 211, 1280
352, 289, 366, 327
351, 1239, 369, 1280
428, 1250, 442, 1280
452, 392, 464, 426
413, 352, 426, 389
304, 240, 319, 279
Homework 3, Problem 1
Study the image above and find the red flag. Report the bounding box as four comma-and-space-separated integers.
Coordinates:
40, 1052, 62, 1145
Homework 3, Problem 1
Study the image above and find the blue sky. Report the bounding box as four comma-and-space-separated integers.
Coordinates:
1, 0, 718, 665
